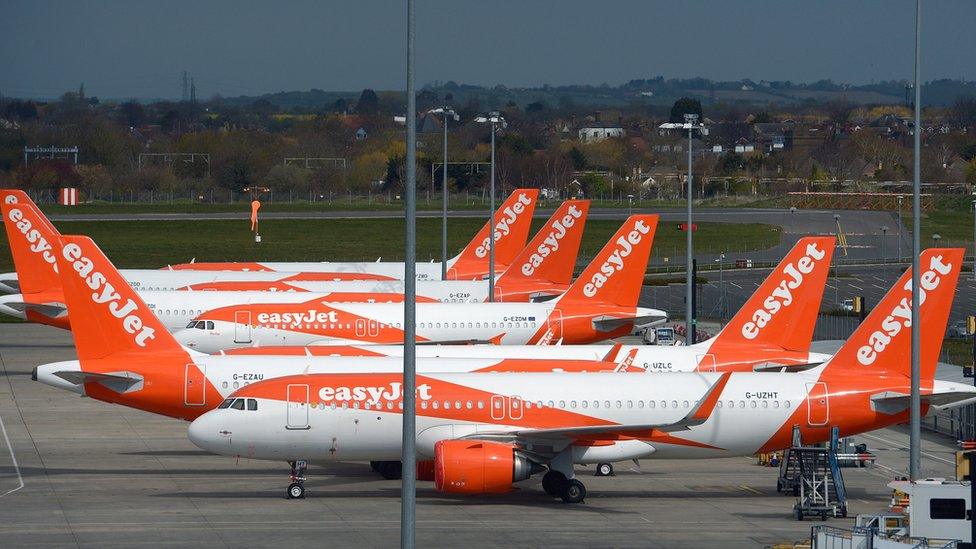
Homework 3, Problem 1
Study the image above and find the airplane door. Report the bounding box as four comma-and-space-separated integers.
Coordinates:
805, 382, 829, 427
234, 311, 251, 343
509, 396, 523, 420
490, 395, 505, 421
696, 354, 716, 372
355, 319, 366, 338
368, 319, 379, 337
184, 363, 206, 406
286, 384, 310, 430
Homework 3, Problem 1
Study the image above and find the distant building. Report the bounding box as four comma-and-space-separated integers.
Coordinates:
578, 123, 624, 143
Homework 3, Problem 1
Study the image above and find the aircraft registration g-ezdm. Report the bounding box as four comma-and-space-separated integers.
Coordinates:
0, 196, 590, 332
0, 187, 540, 299
223, 236, 839, 373
173, 214, 667, 351
188, 247, 975, 503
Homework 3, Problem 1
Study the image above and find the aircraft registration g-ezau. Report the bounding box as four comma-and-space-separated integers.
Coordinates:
0, 188, 539, 298
0, 198, 589, 331
188, 248, 976, 503
223, 236, 838, 373
173, 215, 666, 351
163, 188, 540, 281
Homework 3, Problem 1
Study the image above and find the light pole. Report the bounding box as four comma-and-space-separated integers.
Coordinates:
932, 233, 941, 249
909, 0, 922, 481
716, 252, 726, 319
834, 214, 841, 305
790, 206, 797, 234
971, 199, 975, 281
475, 112, 507, 302
881, 226, 889, 266
898, 195, 904, 263
428, 107, 459, 280
660, 113, 707, 341
627, 194, 634, 215
402, 0, 417, 544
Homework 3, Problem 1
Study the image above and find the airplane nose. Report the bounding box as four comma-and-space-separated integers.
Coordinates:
187, 411, 229, 453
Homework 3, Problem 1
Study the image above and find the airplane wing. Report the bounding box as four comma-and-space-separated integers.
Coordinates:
466, 373, 731, 445
751, 361, 824, 373
871, 383, 976, 414
2, 301, 67, 318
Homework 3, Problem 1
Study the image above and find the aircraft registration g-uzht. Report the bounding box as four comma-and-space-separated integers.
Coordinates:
173, 215, 666, 352
188, 248, 976, 503
0, 188, 539, 299
224, 236, 838, 373
0, 197, 588, 331
162, 188, 540, 281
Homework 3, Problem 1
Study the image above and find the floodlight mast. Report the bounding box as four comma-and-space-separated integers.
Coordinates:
909, 0, 922, 481
475, 112, 507, 301
429, 107, 458, 279
401, 0, 417, 545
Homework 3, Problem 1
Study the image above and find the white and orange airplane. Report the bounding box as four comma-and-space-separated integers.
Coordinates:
0, 187, 540, 298
221, 236, 838, 373
173, 215, 666, 351
187, 247, 975, 502
161, 188, 541, 281
0, 197, 588, 331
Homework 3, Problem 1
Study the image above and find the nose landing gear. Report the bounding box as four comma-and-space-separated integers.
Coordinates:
286, 460, 307, 499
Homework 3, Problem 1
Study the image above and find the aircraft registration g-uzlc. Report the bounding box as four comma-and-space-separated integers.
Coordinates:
0, 187, 540, 298
224, 236, 839, 373
189, 247, 976, 503
0, 197, 590, 331
173, 214, 666, 351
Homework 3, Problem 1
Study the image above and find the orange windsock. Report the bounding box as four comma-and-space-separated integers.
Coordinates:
250, 200, 261, 231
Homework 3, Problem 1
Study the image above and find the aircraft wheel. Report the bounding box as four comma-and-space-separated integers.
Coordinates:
595, 463, 614, 477
378, 461, 402, 480
559, 479, 586, 504
542, 470, 566, 496
287, 482, 305, 499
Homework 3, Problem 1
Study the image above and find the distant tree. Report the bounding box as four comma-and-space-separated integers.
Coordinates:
952, 97, 976, 128
119, 101, 145, 127
357, 89, 380, 115
568, 147, 587, 170
526, 101, 547, 113
669, 97, 703, 123
752, 111, 772, 124
250, 99, 277, 117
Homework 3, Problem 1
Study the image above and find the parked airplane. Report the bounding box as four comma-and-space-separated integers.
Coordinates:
187, 248, 974, 502
0, 198, 588, 330
163, 188, 540, 281
0, 188, 539, 297
174, 215, 666, 351
221, 236, 837, 373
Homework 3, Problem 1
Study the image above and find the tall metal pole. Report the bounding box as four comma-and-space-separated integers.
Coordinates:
441, 116, 449, 280
488, 121, 496, 302
400, 0, 417, 544
971, 200, 975, 281
909, 0, 922, 481
686, 124, 694, 342
898, 196, 904, 262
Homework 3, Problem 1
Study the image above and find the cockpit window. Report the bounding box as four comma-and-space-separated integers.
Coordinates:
196, 322, 206, 330
218, 398, 234, 409
230, 399, 245, 410
247, 399, 258, 411
186, 321, 198, 329
206, 321, 215, 330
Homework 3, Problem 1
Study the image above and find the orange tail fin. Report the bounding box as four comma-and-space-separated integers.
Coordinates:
497, 199, 590, 285
56, 235, 183, 360
823, 248, 963, 384
447, 188, 539, 279
557, 215, 659, 307
1, 193, 63, 295
708, 236, 835, 353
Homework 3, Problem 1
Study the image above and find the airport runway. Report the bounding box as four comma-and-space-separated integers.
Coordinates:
0, 324, 959, 547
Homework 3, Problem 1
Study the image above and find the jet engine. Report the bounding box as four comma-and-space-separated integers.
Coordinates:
433, 439, 543, 494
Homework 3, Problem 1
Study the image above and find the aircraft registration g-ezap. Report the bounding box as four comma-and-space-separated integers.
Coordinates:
0, 187, 539, 298
0, 197, 589, 331
163, 188, 541, 281
187, 248, 976, 503
223, 236, 838, 373
173, 215, 666, 351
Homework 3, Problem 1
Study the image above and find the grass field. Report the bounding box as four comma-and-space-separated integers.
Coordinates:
0, 217, 781, 270
904, 210, 975, 247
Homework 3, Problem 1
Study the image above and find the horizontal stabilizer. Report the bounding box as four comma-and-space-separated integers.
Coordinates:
592, 310, 666, 332
53, 370, 144, 393
871, 383, 976, 414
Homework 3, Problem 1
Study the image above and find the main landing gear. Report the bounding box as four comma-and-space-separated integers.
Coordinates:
370, 460, 403, 480
595, 462, 614, 477
287, 460, 308, 499
542, 470, 587, 504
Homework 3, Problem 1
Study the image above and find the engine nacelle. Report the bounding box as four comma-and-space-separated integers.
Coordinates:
433, 440, 540, 494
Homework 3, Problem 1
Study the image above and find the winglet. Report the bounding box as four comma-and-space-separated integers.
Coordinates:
689, 373, 732, 423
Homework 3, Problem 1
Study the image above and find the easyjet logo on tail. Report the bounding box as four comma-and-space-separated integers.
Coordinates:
741, 241, 828, 340
3, 194, 17, 204
6, 206, 58, 273
62, 243, 156, 347
582, 219, 652, 298
521, 204, 584, 277
474, 192, 533, 258
856, 253, 954, 366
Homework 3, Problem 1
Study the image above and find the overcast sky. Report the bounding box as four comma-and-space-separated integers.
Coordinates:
1, 0, 973, 100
